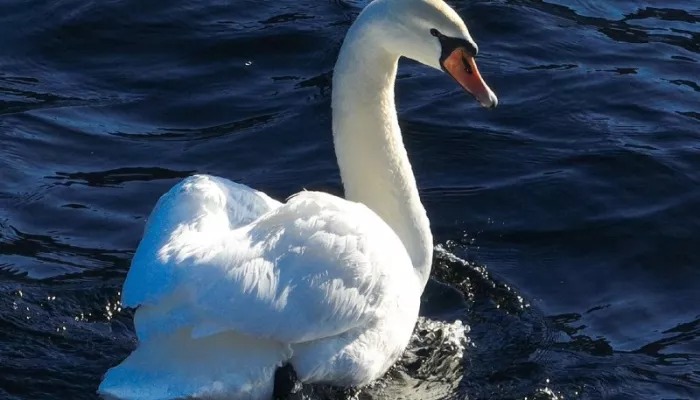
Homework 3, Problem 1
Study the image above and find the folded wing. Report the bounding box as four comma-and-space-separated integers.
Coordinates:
120, 174, 414, 344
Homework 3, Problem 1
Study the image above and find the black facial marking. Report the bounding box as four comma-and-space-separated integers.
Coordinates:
430, 28, 478, 68
462, 53, 473, 74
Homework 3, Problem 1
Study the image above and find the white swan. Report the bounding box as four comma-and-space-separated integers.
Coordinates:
98, 0, 497, 398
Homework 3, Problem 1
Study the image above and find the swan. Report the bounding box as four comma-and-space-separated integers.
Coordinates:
98, 0, 497, 398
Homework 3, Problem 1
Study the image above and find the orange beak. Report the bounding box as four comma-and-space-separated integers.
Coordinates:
442, 47, 498, 108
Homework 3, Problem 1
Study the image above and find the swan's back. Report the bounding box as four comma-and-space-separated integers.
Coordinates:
120, 174, 415, 342
100, 174, 418, 399
120, 175, 281, 309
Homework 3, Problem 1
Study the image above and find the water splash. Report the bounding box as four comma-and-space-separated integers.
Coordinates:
282, 316, 471, 400
369, 317, 471, 399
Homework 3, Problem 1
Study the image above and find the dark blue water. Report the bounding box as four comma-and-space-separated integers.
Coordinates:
1, 0, 699, 399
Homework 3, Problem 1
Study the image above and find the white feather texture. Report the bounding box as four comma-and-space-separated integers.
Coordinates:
122, 174, 417, 345
99, 0, 486, 398
99, 174, 419, 399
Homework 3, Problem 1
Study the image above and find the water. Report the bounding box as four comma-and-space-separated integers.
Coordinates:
1, 0, 699, 398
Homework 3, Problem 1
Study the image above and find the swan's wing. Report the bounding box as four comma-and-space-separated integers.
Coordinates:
121, 177, 415, 344
122, 174, 281, 310
158, 174, 281, 229
210, 175, 282, 228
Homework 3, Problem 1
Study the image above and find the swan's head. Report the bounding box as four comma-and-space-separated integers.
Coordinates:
369, 0, 498, 108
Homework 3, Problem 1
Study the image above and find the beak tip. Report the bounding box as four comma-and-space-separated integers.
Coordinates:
480, 93, 498, 109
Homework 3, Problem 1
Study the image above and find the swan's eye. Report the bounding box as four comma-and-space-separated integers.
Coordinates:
461, 53, 473, 74
430, 28, 440, 37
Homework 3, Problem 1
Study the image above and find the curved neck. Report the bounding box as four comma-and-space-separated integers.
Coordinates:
331, 20, 433, 289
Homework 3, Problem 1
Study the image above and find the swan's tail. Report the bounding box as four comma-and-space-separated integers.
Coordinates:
98, 328, 292, 400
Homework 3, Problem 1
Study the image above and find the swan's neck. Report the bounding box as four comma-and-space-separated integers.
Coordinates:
331, 23, 433, 289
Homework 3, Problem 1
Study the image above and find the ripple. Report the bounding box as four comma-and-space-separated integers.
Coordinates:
0, 224, 130, 280
46, 167, 196, 188
110, 113, 281, 142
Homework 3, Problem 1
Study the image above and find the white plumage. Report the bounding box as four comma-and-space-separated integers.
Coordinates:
123, 174, 416, 342
99, 0, 497, 398
101, 175, 418, 399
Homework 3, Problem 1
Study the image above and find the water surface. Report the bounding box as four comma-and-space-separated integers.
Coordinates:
1, 0, 699, 399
